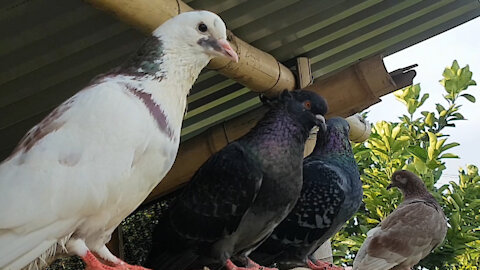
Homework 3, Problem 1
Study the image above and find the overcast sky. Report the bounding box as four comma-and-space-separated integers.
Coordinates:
367, 17, 480, 184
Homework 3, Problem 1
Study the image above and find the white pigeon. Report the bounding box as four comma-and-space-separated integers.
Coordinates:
0, 10, 238, 270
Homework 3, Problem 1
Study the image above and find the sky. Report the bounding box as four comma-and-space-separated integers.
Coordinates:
367, 17, 480, 185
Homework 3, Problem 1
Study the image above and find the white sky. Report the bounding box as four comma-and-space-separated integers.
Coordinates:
367, 17, 480, 184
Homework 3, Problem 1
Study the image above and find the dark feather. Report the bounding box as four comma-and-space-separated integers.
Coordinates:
251, 117, 362, 269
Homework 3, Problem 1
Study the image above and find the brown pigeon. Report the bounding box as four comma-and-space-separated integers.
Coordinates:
352, 170, 447, 270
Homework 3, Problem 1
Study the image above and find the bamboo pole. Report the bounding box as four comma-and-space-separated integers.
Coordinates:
346, 113, 371, 142
84, 0, 296, 95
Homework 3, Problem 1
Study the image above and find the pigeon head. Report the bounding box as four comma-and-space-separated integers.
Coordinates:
154, 11, 238, 62
278, 90, 328, 132
325, 117, 350, 136
322, 116, 350, 147
388, 170, 429, 198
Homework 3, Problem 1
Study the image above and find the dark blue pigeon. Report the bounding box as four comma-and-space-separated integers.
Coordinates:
145, 90, 328, 270
251, 117, 363, 270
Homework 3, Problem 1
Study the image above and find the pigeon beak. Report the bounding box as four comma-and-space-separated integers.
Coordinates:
315, 115, 327, 134
198, 37, 239, 62
216, 38, 239, 62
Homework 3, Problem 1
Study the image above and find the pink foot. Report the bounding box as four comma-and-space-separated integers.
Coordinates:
307, 259, 344, 270
82, 251, 151, 270
225, 258, 278, 270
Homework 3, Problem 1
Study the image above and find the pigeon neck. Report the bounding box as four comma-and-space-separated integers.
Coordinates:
116, 36, 167, 81
243, 107, 311, 146
311, 129, 351, 157
403, 193, 441, 214
114, 36, 210, 96
160, 38, 211, 94
401, 183, 433, 201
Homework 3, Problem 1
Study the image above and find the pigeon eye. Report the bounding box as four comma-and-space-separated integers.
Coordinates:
303, 101, 312, 110
198, 23, 208, 33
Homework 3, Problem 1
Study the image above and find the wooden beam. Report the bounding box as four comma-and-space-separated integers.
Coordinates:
296, 57, 313, 89
144, 55, 416, 202
84, 0, 296, 96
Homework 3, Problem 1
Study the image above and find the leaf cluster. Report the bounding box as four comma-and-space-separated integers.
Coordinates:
332, 61, 479, 269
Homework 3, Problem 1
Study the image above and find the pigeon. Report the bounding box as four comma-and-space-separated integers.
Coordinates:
145, 90, 328, 270
352, 170, 447, 270
0, 10, 238, 270
250, 117, 363, 270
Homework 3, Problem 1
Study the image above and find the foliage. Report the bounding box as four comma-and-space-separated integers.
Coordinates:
332, 60, 479, 269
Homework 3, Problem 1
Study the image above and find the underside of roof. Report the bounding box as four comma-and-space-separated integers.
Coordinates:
1, 0, 479, 160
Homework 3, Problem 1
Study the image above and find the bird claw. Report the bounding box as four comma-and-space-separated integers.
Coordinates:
307, 259, 344, 270
225, 258, 278, 270
83, 251, 151, 270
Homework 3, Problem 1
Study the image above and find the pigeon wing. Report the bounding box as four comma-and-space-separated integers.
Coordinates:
265, 161, 345, 250
354, 201, 446, 269
169, 141, 263, 242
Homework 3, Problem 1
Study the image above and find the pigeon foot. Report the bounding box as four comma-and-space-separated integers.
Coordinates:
225, 258, 278, 270
307, 259, 344, 270
83, 251, 151, 270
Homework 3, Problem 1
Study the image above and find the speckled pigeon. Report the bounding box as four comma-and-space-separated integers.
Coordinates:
145, 90, 328, 270
353, 170, 447, 270
0, 11, 237, 270
250, 117, 363, 270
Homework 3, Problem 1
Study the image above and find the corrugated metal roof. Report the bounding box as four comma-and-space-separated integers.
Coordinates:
1, 0, 479, 159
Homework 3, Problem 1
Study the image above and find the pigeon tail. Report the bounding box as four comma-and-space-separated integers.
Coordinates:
145, 216, 200, 270
0, 219, 76, 270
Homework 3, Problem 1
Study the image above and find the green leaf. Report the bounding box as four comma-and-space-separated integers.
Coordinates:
452, 60, 460, 73
441, 142, 460, 152
427, 132, 438, 159
444, 80, 459, 95
340, 239, 358, 246
376, 208, 383, 218
407, 99, 417, 115
391, 125, 401, 140
436, 104, 446, 113
365, 218, 379, 224
450, 113, 465, 120
397, 135, 410, 141
436, 138, 447, 150
414, 158, 428, 174
359, 225, 369, 234
443, 67, 456, 79
440, 153, 459, 159
419, 93, 429, 107
407, 146, 428, 162
461, 94, 476, 103
425, 112, 435, 126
